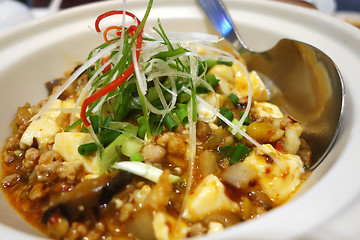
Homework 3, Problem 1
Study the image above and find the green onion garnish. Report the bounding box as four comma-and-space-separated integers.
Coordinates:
78, 142, 98, 155
228, 93, 239, 105
130, 152, 144, 162
205, 59, 233, 69
64, 118, 82, 132
240, 111, 251, 126
228, 118, 247, 140
164, 113, 178, 131
219, 107, 234, 126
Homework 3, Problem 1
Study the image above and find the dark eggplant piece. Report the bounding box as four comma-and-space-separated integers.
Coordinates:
41, 170, 132, 224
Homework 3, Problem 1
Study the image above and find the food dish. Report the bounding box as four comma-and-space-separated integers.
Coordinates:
0, 0, 360, 239
1, 1, 313, 236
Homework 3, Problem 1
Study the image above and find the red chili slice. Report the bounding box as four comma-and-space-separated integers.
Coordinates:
101, 56, 111, 73
81, 10, 143, 127
275, 141, 283, 152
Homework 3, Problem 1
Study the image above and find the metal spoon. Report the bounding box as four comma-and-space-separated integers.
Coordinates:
197, 0, 344, 170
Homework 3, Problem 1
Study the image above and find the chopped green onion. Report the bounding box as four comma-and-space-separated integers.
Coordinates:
151, 48, 188, 61
78, 142, 98, 155
228, 93, 239, 105
130, 152, 144, 162
90, 115, 101, 134
173, 103, 188, 124
113, 84, 126, 113
137, 115, 146, 126
137, 116, 147, 138
99, 129, 122, 145
179, 92, 191, 103
164, 113, 178, 131
205, 59, 233, 69
146, 87, 159, 103
240, 111, 251, 126
228, 118, 247, 139
137, 124, 147, 138
121, 137, 143, 157
149, 116, 162, 136
100, 132, 131, 173
196, 74, 220, 93
116, 83, 136, 121
218, 143, 251, 164
219, 107, 234, 126
230, 142, 251, 164
64, 118, 82, 132
108, 122, 138, 136
136, 82, 152, 138
206, 74, 220, 88
103, 115, 113, 127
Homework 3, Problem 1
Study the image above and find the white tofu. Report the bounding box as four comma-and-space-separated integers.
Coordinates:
133, 185, 151, 204
208, 63, 270, 102
53, 132, 100, 175
207, 65, 236, 96
182, 174, 239, 221
20, 99, 76, 149
235, 68, 270, 102
153, 212, 187, 240
283, 122, 303, 154
252, 101, 284, 119
197, 92, 224, 122
243, 144, 304, 205
208, 222, 224, 234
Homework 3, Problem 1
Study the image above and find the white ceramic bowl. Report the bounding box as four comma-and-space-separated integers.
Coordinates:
1, 0, 360, 239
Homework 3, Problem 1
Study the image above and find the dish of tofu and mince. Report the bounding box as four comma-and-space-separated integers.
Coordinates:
1, 2, 312, 239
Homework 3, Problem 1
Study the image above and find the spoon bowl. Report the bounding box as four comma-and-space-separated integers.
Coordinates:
197, 0, 344, 170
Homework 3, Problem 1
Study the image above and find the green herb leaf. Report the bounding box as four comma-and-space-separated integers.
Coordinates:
230, 142, 251, 164
218, 145, 237, 159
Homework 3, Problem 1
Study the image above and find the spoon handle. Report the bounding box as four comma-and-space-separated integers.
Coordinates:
197, 0, 247, 53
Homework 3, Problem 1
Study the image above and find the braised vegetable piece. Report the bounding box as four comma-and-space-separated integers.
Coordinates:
41, 170, 132, 223
0, 0, 312, 239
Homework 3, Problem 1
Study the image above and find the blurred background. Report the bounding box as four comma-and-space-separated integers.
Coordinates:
16, 0, 360, 11
0, 0, 360, 31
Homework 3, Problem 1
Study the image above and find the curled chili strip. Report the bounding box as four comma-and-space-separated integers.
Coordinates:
81, 11, 143, 127
103, 24, 138, 44
103, 26, 123, 44
95, 10, 140, 33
